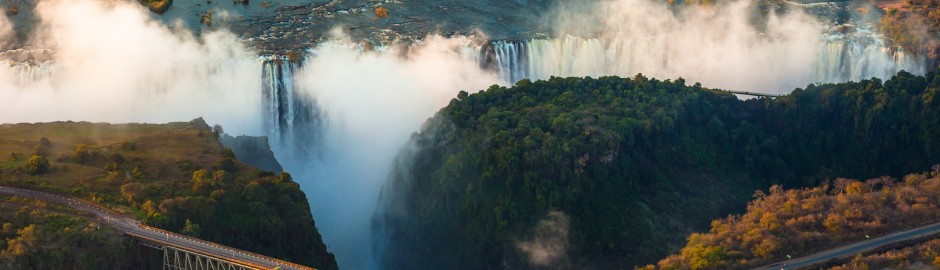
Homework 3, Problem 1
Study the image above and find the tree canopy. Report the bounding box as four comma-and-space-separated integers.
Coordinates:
374, 71, 940, 269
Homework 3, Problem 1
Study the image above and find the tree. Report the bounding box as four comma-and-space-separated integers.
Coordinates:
25, 155, 49, 175
824, 213, 844, 233
192, 170, 211, 193
212, 124, 224, 137
181, 219, 201, 237
120, 183, 144, 205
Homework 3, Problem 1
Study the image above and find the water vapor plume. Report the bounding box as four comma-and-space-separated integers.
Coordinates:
0, 0, 262, 135
0, 9, 12, 49
532, 0, 825, 93
516, 211, 571, 267
279, 30, 501, 269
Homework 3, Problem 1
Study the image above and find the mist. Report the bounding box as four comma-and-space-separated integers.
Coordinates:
516, 211, 571, 267
279, 32, 501, 269
0, 0, 262, 135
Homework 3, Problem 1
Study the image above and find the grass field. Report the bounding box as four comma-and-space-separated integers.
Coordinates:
0, 118, 235, 215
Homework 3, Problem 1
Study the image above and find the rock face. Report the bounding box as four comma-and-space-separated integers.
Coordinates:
220, 134, 284, 173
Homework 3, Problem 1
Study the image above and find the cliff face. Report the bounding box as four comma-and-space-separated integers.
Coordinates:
220, 134, 284, 173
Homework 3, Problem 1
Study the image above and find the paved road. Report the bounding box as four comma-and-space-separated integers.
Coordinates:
0, 186, 313, 270
754, 221, 940, 270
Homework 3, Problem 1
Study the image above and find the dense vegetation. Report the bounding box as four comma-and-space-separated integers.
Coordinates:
0, 195, 150, 269
0, 119, 337, 269
374, 71, 940, 269
652, 167, 940, 269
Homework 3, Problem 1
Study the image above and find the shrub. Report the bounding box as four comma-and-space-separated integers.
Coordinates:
33, 144, 47, 157
71, 145, 90, 164
140, 0, 172, 14
177, 159, 198, 174
200, 10, 212, 27
26, 156, 49, 175
375, 6, 389, 18
215, 158, 236, 172
222, 148, 235, 159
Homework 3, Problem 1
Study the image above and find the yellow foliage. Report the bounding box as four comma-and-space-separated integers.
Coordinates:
824, 213, 844, 233
141, 0, 172, 15
375, 7, 389, 18
752, 237, 780, 259
759, 213, 781, 232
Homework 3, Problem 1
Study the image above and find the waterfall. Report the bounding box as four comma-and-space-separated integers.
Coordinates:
479, 35, 926, 91
259, 57, 323, 161
0, 60, 60, 86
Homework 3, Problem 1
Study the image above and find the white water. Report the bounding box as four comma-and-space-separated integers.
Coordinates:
485, 36, 924, 93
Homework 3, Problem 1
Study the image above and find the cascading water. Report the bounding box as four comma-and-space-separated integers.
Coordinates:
260, 57, 323, 161
481, 35, 925, 90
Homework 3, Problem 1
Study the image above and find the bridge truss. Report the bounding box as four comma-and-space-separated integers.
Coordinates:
136, 238, 261, 270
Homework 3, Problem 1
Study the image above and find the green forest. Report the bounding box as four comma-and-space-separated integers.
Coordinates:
374, 71, 940, 269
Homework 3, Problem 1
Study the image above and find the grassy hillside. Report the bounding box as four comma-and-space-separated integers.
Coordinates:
374, 71, 940, 269
0, 118, 337, 269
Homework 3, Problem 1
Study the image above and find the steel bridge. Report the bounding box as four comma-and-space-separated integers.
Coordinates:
133, 233, 262, 270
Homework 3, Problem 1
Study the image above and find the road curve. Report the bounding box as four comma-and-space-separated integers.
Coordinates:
0, 186, 314, 270
754, 221, 940, 270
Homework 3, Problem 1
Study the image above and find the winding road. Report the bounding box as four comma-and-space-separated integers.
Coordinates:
0, 186, 313, 270
754, 221, 940, 270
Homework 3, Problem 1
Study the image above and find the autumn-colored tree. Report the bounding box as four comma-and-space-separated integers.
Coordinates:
25, 155, 49, 175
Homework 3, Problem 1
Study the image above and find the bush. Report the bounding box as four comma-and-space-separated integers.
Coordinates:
222, 148, 235, 159
215, 157, 236, 172
26, 156, 49, 175
71, 145, 90, 164
33, 144, 47, 157
139, 0, 172, 14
